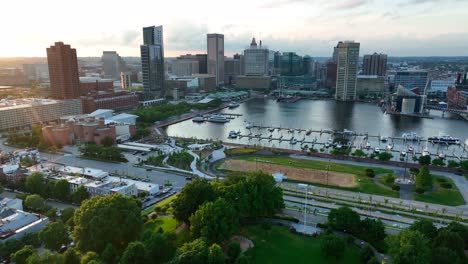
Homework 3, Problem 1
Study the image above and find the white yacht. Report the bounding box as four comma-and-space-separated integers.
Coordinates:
422, 148, 430, 156
387, 144, 393, 151
402, 132, 421, 141
408, 146, 414, 153
365, 142, 371, 149
245, 122, 253, 129
400, 151, 407, 157
208, 114, 229, 123
192, 116, 205, 122
305, 129, 312, 135
374, 148, 381, 153
438, 153, 445, 159
228, 102, 240, 108
290, 138, 297, 145
228, 131, 237, 138
380, 136, 389, 142
428, 134, 460, 144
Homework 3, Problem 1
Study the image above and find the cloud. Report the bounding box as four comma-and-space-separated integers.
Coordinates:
122, 30, 140, 45
332, 0, 368, 10
398, 0, 464, 6
259, 0, 310, 8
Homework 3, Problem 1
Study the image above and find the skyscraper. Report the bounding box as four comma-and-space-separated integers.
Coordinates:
362, 53, 387, 76
102, 51, 126, 80
243, 38, 269, 76
207, 33, 224, 86
46, 42, 81, 99
335, 41, 360, 101
141, 25, 165, 99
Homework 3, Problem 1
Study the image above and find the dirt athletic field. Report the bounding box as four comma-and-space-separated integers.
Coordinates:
220, 159, 356, 188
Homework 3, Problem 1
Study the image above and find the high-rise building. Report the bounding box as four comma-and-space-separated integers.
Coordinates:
335, 41, 360, 101
362, 53, 387, 76
243, 38, 269, 76
224, 56, 241, 84
47, 42, 81, 99
394, 71, 428, 92
280, 52, 303, 76
120, 72, 132, 89
141, 25, 165, 99
102, 51, 126, 80
177, 54, 208, 74
171, 60, 199, 77
207, 33, 224, 86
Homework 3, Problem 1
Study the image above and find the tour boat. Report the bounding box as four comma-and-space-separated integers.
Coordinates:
208, 114, 229, 123
228, 102, 240, 108
428, 134, 460, 144
402, 132, 421, 141
228, 131, 238, 138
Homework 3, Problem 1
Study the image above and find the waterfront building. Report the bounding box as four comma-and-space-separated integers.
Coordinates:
243, 38, 269, 76
394, 70, 428, 91
335, 41, 360, 101
177, 54, 207, 74
80, 91, 141, 113
235, 75, 271, 90
356, 75, 385, 98
47, 42, 81, 99
425, 78, 455, 98
0, 98, 83, 131
280, 52, 303, 76
101, 51, 126, 80
393, 85, 425, 114
326, 60, 337, 88
362, 53, 387, 76
207, 33, 224, 86
141, 25, 165, 99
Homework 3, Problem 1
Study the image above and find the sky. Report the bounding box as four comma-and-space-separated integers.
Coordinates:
1, 0, 468, 57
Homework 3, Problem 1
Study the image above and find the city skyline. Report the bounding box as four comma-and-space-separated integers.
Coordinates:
2, 0, 468, 57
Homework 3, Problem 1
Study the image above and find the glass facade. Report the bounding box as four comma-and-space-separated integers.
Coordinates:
141, 26, 165, 99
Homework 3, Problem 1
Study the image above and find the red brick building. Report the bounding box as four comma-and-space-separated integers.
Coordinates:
47, 42, 81, 99
42, 117, 123, 146
79, 79, 114, 95
80, 91, 142, 113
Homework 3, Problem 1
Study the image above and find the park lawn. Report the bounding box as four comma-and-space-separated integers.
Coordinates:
235, 156, 399, 198
144, 216, 178, 233
141, 194, 178, 216
413, 175, 465, 206
243, 225, 360, 264
225, 147, 260, 156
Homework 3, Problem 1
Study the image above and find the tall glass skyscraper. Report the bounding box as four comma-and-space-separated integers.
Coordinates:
207, 33, 224, 86
141, 25, 165, 99
335, 41, 360, 101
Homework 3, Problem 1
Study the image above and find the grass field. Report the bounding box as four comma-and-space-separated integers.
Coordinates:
144, 216, 178, 233
141, 194, 178, 216
222, 156, 399, 198
225, 147, 260, 156
413, 175, 465, 206
243, 225, 360, 264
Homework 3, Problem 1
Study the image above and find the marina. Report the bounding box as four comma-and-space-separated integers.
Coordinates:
167, 98, 468, 161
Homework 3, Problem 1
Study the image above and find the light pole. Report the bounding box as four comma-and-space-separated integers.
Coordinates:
304, 184, 308, 232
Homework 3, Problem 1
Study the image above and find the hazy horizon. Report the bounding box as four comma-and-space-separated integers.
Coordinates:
2, 0, 468, 57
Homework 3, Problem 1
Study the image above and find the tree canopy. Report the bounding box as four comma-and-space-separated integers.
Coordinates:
190, 198, 240, 244
39, 221, 71, 251
73, 194, 142, 253
25, 172, 46, 196
386, 230, 431, 264
327, 206, 361, 234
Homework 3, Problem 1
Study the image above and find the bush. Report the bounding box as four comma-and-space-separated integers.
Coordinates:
365, 168, 375, 178
391, 185, 400, 191
321, 235, 345, 259
383, 174, 395, 184
414, 187, 425, 194
432, 159, 445, 166
354, 149, 366, 157
447, 160, 459, 168
378, 152, 393, 161
227, 241, 241, 262
439, 182, 452, 189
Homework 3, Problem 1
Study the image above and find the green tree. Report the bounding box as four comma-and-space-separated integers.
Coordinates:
170, 239, 209, 264
0, 239, 24, 260
419, 155, 431, 166
120, 241, 147, 264
25, 172, 46, 195
432, 229, 465, 259
431, 247, 460, 264
386, 230, 431, 264
235, 255, 250, 264
24, 194, 46, 211
409, 219, 437, 241
226, 241, 241, 263
63, 248, 80, 264
365, 168, 375, 178
101, 243, 119, 264
80, 251, 100, 264
172, 178, 217, 224
190, 198, 239, 244
327, 207, 361, 234
71, 186, 89, 204
207, 243, 225, 264
321, 235, 345, 259
39, 221, 71, 251
378, 152, 393, 161
415, 166, 432, 190
61, 208, 75, 223
73, 194, 142, 253
359, 244, 374, 264
444, 222, 468, 249
359, 218, 386, 247
54, 179, 70, 202
11, 245, 36, 264
142, 231, 176, 264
